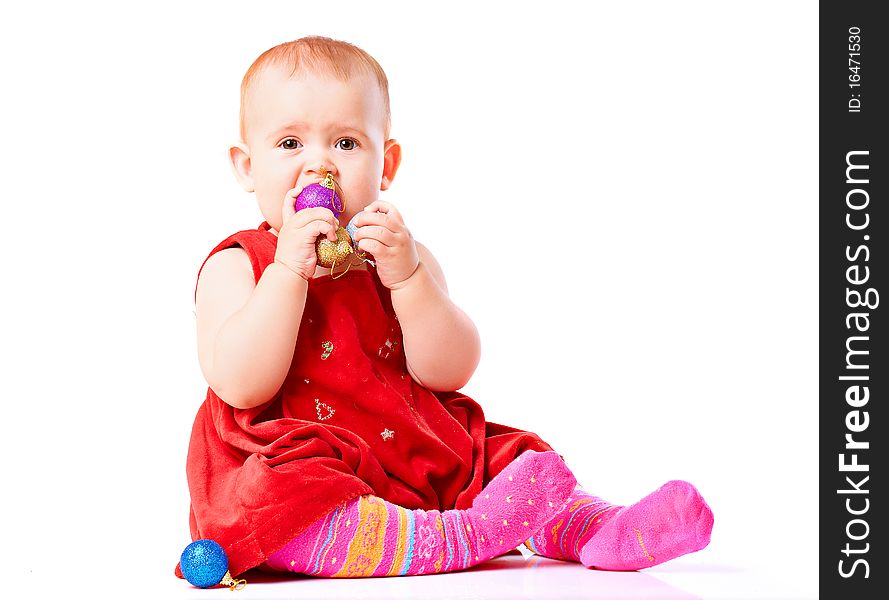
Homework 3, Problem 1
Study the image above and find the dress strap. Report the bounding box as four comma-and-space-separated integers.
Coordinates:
194, 223, 277, 301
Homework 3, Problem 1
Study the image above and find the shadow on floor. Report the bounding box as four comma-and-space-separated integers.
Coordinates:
175, 552, 702, 599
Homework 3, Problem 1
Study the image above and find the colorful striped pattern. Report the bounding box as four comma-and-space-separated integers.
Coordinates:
525, 488, 619, 562
267, 495, 483, 578
384, 501, 412, 576
336, 496, 388, 577
265, 451, 580, 577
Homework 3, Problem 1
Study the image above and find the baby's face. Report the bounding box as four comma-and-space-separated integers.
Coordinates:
241, 66, 391, 231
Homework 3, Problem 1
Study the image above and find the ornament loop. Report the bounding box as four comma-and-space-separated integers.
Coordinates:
330, 256, 354, 279
221, 571, 247, 591
321, 172, 346, 213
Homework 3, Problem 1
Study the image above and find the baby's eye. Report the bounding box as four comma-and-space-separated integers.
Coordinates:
335, 138, 358, 151
279, 138, 302, 150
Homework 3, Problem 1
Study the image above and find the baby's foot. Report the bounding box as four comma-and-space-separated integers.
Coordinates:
463, 450, 576, 564
579, 480, 713, 570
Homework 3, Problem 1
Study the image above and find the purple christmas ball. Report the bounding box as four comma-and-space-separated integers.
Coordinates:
295, 182, 344, 218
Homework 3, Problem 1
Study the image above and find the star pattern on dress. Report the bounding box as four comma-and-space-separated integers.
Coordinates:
381, 428, 395, 441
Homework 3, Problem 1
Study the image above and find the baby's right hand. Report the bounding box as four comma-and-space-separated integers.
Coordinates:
274, 186, 339, 280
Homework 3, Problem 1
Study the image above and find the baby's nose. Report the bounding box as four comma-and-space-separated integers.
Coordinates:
307, 162, 337, 177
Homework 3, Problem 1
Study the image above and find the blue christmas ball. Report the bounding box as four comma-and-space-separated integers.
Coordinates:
345, 211, 363, 251
180, 539, 229, 588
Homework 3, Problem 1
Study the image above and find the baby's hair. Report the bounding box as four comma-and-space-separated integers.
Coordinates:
239, 36, 391, 141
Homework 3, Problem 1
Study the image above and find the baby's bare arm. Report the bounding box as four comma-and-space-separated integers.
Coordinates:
390, 242, 481, 391
195, 248, 309, 409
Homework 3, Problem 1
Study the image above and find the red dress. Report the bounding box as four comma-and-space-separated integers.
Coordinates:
180, 223, 554, 577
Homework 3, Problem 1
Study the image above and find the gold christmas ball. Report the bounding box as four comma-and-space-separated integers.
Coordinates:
316, 226, 354, 268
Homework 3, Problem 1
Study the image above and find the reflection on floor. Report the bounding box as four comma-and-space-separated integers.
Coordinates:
170, 549, 706, 599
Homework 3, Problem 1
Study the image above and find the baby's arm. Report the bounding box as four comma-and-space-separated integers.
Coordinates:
390, 243, 481, 391
351, 200, 480, 391
195, 194, 339, 409
195, 250, 308, 409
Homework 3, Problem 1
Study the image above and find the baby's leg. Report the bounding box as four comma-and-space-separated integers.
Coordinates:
266, 450, 576, 577
524, 487, 620, 562
525, 481, 713, 570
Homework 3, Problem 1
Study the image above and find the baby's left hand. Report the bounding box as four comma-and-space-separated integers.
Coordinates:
352, 200, 419, 290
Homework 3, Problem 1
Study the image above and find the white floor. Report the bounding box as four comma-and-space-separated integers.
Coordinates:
155, 546, 816, 600
1, 4, 819, 600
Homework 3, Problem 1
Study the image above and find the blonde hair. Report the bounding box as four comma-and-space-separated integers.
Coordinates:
239, 36, 391, 141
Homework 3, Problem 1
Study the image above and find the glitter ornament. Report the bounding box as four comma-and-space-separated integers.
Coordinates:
295, 172, 344, 218
180, 539, 246, 590
344, 211, 374, 266
316, 226, 354, 268
344, 211, 363, 252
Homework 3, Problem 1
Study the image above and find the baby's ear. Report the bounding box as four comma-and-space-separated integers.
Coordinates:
380, 139, 402, 191
229, 142, 255, 192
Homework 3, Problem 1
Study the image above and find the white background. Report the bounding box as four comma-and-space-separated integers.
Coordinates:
0, 1, 817, 598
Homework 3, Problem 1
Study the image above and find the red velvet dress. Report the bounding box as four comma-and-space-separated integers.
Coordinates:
181, 223, 554, 577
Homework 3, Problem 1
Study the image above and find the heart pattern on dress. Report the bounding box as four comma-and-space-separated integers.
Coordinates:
315, 398, 335, 421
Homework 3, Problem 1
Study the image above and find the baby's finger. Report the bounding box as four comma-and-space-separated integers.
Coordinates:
298, 216, 336, 240
286, 207, 339, 241
292, 206, 338, 226
283, 185, 304, 220
315, 210, 340, 241
356, 209, 408, 236
353, 210, 390, 230
293, 214, 339, 236
312, 212, 340, 241
357, 237, 388, 256
363, 200, 404, 225
319, 220, 338, 242
353, 224, 397, 247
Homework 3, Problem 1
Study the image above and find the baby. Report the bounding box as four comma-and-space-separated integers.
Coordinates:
180, 36, 713, 581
